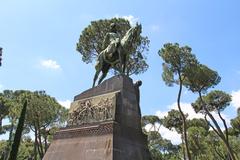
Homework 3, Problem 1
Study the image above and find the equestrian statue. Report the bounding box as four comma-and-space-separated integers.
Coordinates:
92, 23, 142, 87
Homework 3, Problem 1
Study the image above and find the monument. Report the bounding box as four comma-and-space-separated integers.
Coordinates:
43, 22, 151, 160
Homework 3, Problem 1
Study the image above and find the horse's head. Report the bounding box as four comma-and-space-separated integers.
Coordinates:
131, 23, 142, 41
121, 23, 142, 48
135, 23, 142, 35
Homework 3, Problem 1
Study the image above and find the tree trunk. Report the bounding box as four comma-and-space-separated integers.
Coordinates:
0, 118, 2, 129
199, 92, 236, 160
218, 111, 229, 143
44, 134, 48, 153
33, 119, 44, 159
34, 125, 38, 160
33, 141, 37, 160
181, 134, 186, 160
36, 120, 44, 159
206, 109, 235, 160
37, 119, 44, 159
177, 74, 191, 160
43, 127, 48, 152
35, 130, 43, 159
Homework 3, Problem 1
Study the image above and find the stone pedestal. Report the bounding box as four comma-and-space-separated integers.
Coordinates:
43, 75, 151, 160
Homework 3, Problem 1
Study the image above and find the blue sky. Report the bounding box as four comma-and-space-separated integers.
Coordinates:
1, 0, 240, 143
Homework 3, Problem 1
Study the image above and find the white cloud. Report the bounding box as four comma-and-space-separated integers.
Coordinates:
114, 14, 139, 26
167, 102, 204, 120
159, 126, 182, 144
156, 110, 168, 119
40, 59, 61, 70
58, 100, 71, 109
145, 121, 181, 144
231, 90, 240, 110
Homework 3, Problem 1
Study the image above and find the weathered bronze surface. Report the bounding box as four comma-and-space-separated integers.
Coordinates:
68, 92, 118, 126
92, 24, 142, 87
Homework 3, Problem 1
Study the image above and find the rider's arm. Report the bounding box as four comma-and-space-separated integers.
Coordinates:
102, 33, 109, 49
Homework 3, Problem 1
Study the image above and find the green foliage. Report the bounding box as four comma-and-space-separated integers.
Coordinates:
143, 116, 240, 160
0, 96, 9, 134
192, 90, 231, 113
205, 131, 227, 159
0, 90, 68, 160
205, 131, 240, 159
228, 136, 240, 158
184, 64, 221, 94
230, 111, 240, 136
0, 140, 7, 159
158, 42, 240, 160
0, 139, 34, 160
23, 91, 68, 159
142, 115, 161, 132
147, 131, 180, 160
187, 127, 208, 158
141, 115, 180, 160
159, 43, 198, 86
162, 109, 185, 133
0, 90, 21, 124
0, 90, 28, 160
189, 67, 236, 160
187, 118, 209, 131
25, 91, 68, 129
76, 18, 150, 75
16, 138, 34, 160
159, 43, 200, 160
206, 90, 231, 111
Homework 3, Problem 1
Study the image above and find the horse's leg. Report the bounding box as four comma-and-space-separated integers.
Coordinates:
118, 48, 124, 74
98, 64, 110, 85
123, 55, 127, 74
98, 72, 107, 85
92, 69, 101, 87
92, 58, 102, 87
120, 49, 127, 74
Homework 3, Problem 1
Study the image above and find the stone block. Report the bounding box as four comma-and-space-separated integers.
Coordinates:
43, 76, 151, 160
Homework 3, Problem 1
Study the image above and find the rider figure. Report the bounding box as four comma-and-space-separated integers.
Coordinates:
102, 23, 120, 60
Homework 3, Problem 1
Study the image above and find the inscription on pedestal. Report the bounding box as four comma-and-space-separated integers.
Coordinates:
68, 92, 118, 126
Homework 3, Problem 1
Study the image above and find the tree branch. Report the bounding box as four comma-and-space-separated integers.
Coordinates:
204, 114, 221, 138
217, 110, 229, 143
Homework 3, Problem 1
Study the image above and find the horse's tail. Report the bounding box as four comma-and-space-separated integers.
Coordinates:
95, 61, 100, 69
95, 53, 102, 70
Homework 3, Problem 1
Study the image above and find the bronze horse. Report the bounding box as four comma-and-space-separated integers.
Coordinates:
92, 24, 142, 87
